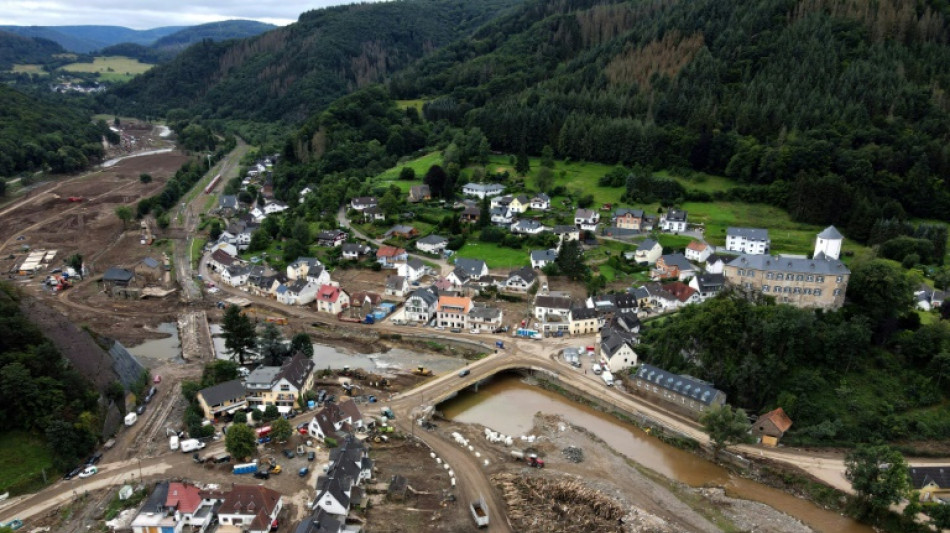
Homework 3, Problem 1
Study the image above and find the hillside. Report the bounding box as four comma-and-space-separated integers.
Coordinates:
152, 20, 275, 51
0, 85, 114, 176
110, 0, 523, 122
0, 30, 64, 69
0, 24, 185, 53
390, 0, 950, 231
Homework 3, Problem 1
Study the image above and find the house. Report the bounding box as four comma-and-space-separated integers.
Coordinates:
633, 364, 726, 419
397, 257, 426, 282
689, 273, 726, 301
209, 249, 236, 272
725, 229, 850, 309
341, 243, 372, 260
312, 435, 373, 518
454, 257, 489, 279
531, 249, 557, 270
245, 353, 316, 413
705, 254, 725, 275
569, 307, 600, 335
196, 379, 246, 420
316, 284, 350, 315
287, 257, 322, 280
408, 184, 431, 202
460, 206, 481, 223
131, 481, 222, 533
404, 287, 440, 323
553, 225, 580, 242
651, 254, 697, 281
752, 407, 793, 444
600, 332, 638, 374
250, 206, 266, 223
534, 294, 573, 332
384, 225, 418, 240
376, 246, 408, 267
909, 467, 950, 502
511, 219, 547, 235
502, 266, 537, 293
217, 485, 282, 533
317, 230, 347, 247
612, 208, 644, 231
659, 208, 688, 233
685, 241, 712, 262
218, 194, 240, 213
295, 509, 343, 533
916, 285, 946, 312
509, 195, 529, 213
632, 282, 684, 312
815, 225, 843, 260
632, 239, 662, 265
416, 234, 448, 254
309, 399, 365, 440
363, 206, 386, 222
249, 273, 284, 298
223, 265, 251, 287
263, 200, 288, 215
468, 305, 503, 333
490, 207, 513, 226
103, 267, 135, 287
530, 193, 550, 210
462, 182, 505, 199
134, 257, 163, 283
305, 264, 331, 286
384, 275, 409, 298
664, 281, 701, 305
574, 208, 600, 230
350, 196, 377, 211
299, 186, 314, 200
437, 296, 473, 330
278, 279, 320, 306
490, 195, 513, 210
726, 228, 770, 255
586, 293, 640, 324
211, 241, 239, 258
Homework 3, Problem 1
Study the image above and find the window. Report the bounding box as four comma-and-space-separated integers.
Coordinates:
817, 276, 824, 282
805, 288, 812, 295
776, 273, 784, 281
762, 285, 769, 292
834, 289, 841, 296
766, 272, 774, 280
807, 275, 814, 282
784, 287, 791, 293
796, 275, 804, 281
836, 276, 843, 283
737, 269, 745, 276
746, 271, 755, 278
814, 289, 822, 296
794, 287, 801, 294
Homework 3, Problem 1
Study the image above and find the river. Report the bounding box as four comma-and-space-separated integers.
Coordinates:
441, 375, 873, 533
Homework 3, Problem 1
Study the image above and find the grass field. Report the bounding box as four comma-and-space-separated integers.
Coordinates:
396, 99, 429, 113
60, 56, 153, 82
10, 64, 47, 75
0, 431, 54, 494
374, 152, 442, 191
456, 242, 529, 269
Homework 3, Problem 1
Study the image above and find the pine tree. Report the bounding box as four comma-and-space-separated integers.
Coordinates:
222, 305, 256, 365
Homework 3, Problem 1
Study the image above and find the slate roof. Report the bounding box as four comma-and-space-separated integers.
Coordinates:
614, 207, 644, 218
570, 307, 599, 320
198, 379, 245, 406
463, 183, 504, 193
575, 208, 596, 220
406, 257, 425, 271
141, 257, 161, 269
507, 266, 537, 284
660, 254, 694, 271
601, 333, 632, 358
219, 195, 239, 209
535, 295, 572, 309
341, 243, 370, 255
665, 208, 688, 221
316, 475, 352, 510
140, 481, 170, 514
219, 484, 281, 530
455, 257, 487, 277
695, 273, 725, 291
384, 225, 416, 237
290, 257, 322, 269
909, 467, 950, 490
817, 225, 843, 240
635, 364, 725, 405
385, 275, 407, 291
727, 254, 850, 275
279, 352, 315, 390
727, 227, 769, 241
469, 306, 502, 320
295, 508, 343, 533
417, 234, 448, 246
531, 249, 557, 262
316, 230, 346, 242
553, 225, 577, 234
637, 239, 659, 251
512, 219, 544, 231
706, 254, 723, 264
103, 267, 134, 282
408, 287, 439, 306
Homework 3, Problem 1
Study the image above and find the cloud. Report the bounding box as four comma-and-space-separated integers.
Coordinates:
0, 0, 382, 29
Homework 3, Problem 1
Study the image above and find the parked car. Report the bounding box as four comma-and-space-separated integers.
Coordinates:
135, 404, 146, 415
296, 423, 308, 435
283, 449, 295, 459
85, 452, 102, 465
78, 466, 98, 478
298, 466, 309, 477
258, 436, 272, 444
307, 451, 315, 461
64, 466, 82, 480
2, 519, 23, 530
253, 470, 270, 480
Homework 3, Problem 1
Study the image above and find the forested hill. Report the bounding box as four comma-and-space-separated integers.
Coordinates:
107, 0, 523, 122
0, 30, 64, 69
151, 20, 276, 51
392, 0, 950, 229
0, 85, 115, 177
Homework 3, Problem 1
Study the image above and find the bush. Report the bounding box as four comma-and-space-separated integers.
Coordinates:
324, 437, 338, 448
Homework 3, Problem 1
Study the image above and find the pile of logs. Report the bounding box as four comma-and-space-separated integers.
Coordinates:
492, 473, 626, 531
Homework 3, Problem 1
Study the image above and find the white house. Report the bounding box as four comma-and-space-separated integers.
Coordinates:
416, 234, 448, 254
689, 273, 726, 301
350, 196, 377, 211
468, 305, 503, 333
305, 265, 331, 286
278, 279, 320, 306
250, 206, 266, 223
533, 294, 572, 321
341, 243, 372, 260
210, 241, 239, 259
263, 201, 288, 215
574, 209, 600, 231
317, 230, 347, 247
376, 246, 408, 268
316, 284, 350, 314
553, 225, 580, 243
462, 182, 505, 199
725, 227, 770, 255
223, 265, 251, 287
287, 257, 322, 280
397, 258, 426, 282
815, 225, 844, 260
490, 207, 514, 226
384, 275, 409, 298
309, 400, 364, 441
502, 266, 537, 293
601, 334, 638, 374
404, 287, 440, 323
531, 249, 557, 269
437, 295, 473, 330
530, 193, 551, 210
448, 258, 489, 286
632, 239, 662, 265
511, 219, 547, 235
706, 254, 725, 274
685, 240, 712, 262
660, 209, 688, 233
217, 485, 282, 533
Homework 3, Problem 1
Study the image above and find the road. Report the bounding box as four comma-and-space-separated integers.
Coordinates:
336, 206, 453, 275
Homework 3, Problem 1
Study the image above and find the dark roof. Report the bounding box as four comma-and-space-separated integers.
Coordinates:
601, 333, 632, 358
317, 230, 345, 241
296, 508, 343, 533
695, 273, 725, 290
417, 234, 448, 246
570, 307, 598, 320
211, 249, 235, 266
535, 295, 572, 309
198, 379, 245, 406
219, 485, 281, 530
469, 306, 502, 320
219, 195, 239, 209
507, 266, 537, 284
553, 225, 577, 234
278, 352, 315, 390
817, 225, 843, 240
103, 267, 134, 282
909, 467, 950, 490
635, 364, 725, 405
406, 258, 425, 270
341, 243, 370, 254
614, 207, 644, 217
727, 227, 769, 241
665, 208, 687, 221
660, 254, 694, 271
140, 481, 170, 514
706, 254, 723, 264
531, 249, 557, 262
637, 239, 659, 251
141, 257, 160, 269
385, 275, 407, 290
351, 196, 377, 206
408, 287, 439, 306
727, 254, 850, 275
455, 258, 487, 277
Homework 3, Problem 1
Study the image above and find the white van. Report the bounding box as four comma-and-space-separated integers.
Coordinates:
169, 435, 180, 451
180, 439, 206, 453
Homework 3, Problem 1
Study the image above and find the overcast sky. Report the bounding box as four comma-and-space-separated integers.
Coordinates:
0, 1, 380, 29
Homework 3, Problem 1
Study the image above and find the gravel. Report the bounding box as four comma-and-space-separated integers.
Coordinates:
562, 446, 585, 463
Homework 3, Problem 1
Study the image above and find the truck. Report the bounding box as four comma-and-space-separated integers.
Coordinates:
233, 462, 258, 475
124, 413, 138, 426
470, 496, 489, 528
381, 407, 395, 420
601, 370, 614, 387
515, 328, 542, 340
169, 435, 180, 451
180, 439, 206, 453
510, 450, 544, 467
256, 425, 272, 438
412, 366, 433, 376
211, 452, 232, 464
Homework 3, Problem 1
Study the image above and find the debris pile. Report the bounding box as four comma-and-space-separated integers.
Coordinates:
493, 473, 626, 532
562, 446, 584, 463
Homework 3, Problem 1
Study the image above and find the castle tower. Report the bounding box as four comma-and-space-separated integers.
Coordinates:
815, 225, 843, 260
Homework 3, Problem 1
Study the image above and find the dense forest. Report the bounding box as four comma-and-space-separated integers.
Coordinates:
0, 85, 116, 177
151, 20, 275, 51
638, 259, 950, 447
0, 284, 99, 471
388, 0, 950, 230
105, 0, 522, 122
0, 30, 64, 69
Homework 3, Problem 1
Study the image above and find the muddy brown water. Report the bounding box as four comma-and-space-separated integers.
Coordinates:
441, 375, 873, 533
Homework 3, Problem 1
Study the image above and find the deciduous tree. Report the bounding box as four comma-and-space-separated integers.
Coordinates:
845, 444, 910, 515
271, 417, 293, 443
700, 404, 752, 453
225, 423, 257, 461
290, 333, 314, 357
115, 205, 133, 228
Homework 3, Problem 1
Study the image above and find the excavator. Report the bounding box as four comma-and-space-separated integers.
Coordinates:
412, 366, 434, 377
